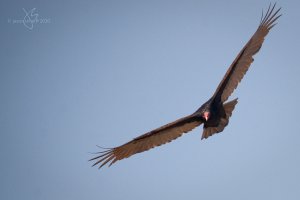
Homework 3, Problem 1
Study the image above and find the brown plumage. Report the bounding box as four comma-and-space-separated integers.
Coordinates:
90, 4, 281, 169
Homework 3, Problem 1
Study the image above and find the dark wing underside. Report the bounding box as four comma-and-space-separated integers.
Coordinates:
90, 114, 202, 168
213, 4, 281, 103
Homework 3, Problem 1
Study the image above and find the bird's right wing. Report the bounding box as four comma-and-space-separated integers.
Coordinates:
212, 3, 281, 103
90, 114, 202, 168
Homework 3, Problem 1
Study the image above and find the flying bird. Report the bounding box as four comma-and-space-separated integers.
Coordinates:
90, 4, 281, 169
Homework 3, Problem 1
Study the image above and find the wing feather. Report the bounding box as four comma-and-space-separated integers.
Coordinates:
90, 114, 202, 168
213, 3, 281, 102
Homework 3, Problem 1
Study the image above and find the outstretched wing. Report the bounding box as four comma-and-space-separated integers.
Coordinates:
90, 114, 202, 168
213, 3, 281, 103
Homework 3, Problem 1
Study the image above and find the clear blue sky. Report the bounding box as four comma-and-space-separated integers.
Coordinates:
1, 0, 300, 200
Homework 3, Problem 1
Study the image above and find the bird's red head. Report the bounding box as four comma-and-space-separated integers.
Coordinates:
202, 111, 210, 121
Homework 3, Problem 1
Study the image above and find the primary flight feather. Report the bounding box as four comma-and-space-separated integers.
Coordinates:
90, 4, 281, 169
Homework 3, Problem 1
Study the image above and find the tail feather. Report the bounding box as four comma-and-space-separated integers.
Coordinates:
201, 98, 238, 139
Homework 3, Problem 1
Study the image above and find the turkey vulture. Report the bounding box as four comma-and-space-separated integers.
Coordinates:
90, 4, 281, 169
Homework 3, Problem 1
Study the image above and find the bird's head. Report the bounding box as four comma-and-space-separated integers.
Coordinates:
202, 111, 210, 121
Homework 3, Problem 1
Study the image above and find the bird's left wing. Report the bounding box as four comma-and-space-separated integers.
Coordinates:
90, 114, 202, 168
213, 4, 281, 103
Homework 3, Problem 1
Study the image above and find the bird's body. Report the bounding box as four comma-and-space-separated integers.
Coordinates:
90, 4, 281, 169
199, 98, 238, 139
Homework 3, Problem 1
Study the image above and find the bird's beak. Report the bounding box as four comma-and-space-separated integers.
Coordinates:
203, 112, 210, 121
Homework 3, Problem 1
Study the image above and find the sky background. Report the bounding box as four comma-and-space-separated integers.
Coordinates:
1, 0, 300, 200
